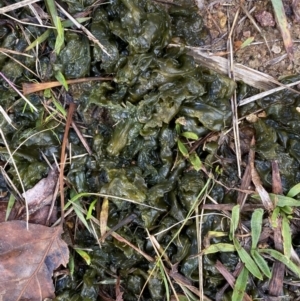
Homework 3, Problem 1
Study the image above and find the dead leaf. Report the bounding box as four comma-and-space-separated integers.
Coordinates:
22, 166, 58, 208
272, 160, 283, 195
0, 221, 69, 301
100, 197, 109, 237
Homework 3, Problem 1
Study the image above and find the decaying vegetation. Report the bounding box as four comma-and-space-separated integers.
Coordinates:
1, 0, 300, 300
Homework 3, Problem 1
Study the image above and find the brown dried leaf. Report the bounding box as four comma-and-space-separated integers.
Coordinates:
100, 197, 109, 237
22, 166, 58, 208
272, 160, 283, 195
0, 221, 69, 301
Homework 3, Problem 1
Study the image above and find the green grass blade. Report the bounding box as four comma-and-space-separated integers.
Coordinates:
45, 0, 64, 54
269, 193, 300, 207
25, 30, 50, 52
287, 182, 300, 198
232, 266, 249, 301
68, 253, 75, 278
74, 248, 91, 265
230, 205, 240, 240
271, 0, 293, 61
5, 193, 15, 221
251, 250, 271, 278
240, 36, 254, 49
251, 208, 263, 249
54, 16, 64, 54
233, 238, 263, 280
188, 152, 202, 171
71, 200, 91, 232
259, 249, 300, 277
86, 199, 98, 220
158, 260, 170, 301
177, 140, 189, 157
280, 206, 293, 215
181, 131, 198, 140
25, 18, 90, 51
202, 243, 235, 255
271, 206, 280, 227
282, 214, 292, 258
54, 71, 68, 91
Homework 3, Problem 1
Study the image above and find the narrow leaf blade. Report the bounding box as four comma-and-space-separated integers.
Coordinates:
5, 194, 15, 221
269, 193, 300, 207
86, 199, 97, 220
181, 131, 198, 140
251, 250, 271, 278
189, 152, 202, 171
240, 36, 254, 49
251, 208, 263, 249
177, 140, 189, 157
259, 249, 300, 277
54, 71, 68, 91
287, 182, 300, 198
232, 267, 249, 301
230, 205, 240, 240
271, 0, 294, 61
74, 248, 91, 265
202, 243, 235, 255
233, 238, 263, 280
271, 206, 280, 228
72, 202, 91, 232
282, 214, 292, 258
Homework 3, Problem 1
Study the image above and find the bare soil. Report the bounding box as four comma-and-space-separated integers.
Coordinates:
199, 0, 300, 79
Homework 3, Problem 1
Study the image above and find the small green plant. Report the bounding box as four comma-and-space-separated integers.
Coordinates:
175, 118, 202, 171
202, 182, 300, 301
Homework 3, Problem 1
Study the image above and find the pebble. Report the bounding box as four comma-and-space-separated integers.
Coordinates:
271, 45, 281, 54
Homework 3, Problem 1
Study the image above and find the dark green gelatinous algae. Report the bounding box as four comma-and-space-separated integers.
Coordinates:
1, 0, 300, 300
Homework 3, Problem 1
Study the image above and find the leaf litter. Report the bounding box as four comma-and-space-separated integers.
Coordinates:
1, 0, 300, 300
0, 221, 69, 301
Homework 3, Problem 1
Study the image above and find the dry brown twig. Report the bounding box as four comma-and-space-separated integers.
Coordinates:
227, 7, 242, 177
22, 77, 113, 95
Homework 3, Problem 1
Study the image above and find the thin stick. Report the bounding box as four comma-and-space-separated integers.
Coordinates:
239, 80, 300, 106
0, 105, 16, 129
0, 130, 29, 227
0, 48, 33, 57
71, 121, 92, 155
100, 214, 137, 242
55, 2, 109, 56
59, 103, 76, 225
0, 72, 37, 112
0, 0, 41, 13
228, 8, 242, 177
240, 2, 272, 56
0, 51, 38, 77
22, 76, 113, 95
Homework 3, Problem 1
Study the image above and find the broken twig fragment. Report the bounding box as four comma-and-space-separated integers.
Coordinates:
22, 77, 113, 95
